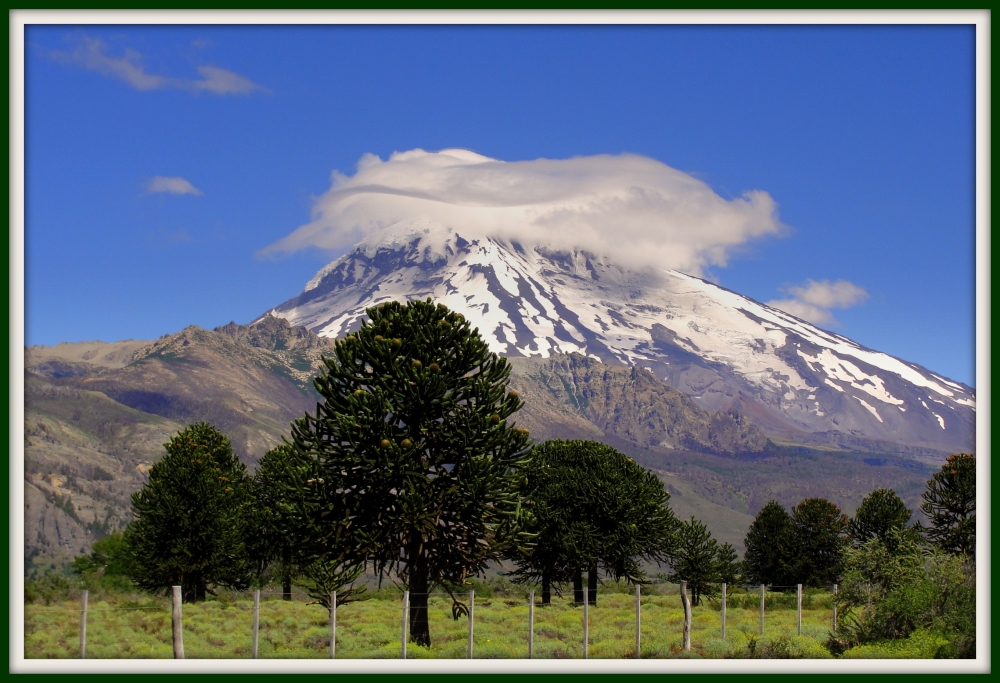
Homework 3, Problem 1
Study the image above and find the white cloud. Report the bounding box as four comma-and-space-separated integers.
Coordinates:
260, 148, 783, 275
51, 37, 266, 95
146, 176, 203, 196
767, 279, 868, 326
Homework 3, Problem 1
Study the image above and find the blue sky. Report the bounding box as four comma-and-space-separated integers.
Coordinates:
23, 23, 977, 386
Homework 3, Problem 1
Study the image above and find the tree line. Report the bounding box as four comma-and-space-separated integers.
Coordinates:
71, 299, 976, 652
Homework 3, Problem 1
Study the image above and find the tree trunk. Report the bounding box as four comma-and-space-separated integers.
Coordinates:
573, 570, 583, 605
542, 573, 551, 605
282, 545, 292, 601
588, 566, 598, 605
408, 539, 431, 647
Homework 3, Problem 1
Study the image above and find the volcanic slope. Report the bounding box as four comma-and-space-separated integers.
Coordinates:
266, 222, 974, 456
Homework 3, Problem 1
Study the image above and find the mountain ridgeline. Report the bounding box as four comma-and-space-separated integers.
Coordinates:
266, 222, 974, 457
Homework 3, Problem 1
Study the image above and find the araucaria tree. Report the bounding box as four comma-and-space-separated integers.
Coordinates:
791, 497, 849, 587
124, 422, 252, 602
666, 517, 738, 606
847, 488, 913, 551
511, 439, 678, 605
283, 299, 532, 647
919, 453, 975, 557
742, 501, 796, 587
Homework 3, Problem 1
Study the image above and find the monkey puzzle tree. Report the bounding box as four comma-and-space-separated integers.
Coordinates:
847, 488, 913, 551
124, 422, 252, 602
791, 497, 849, 587
742, 500, 796, 588
251, 443, 366, 608
281, 299, 532, 646
919, 453, 976, 557
246, 444, 301, 599
510, 440, 678, 605
666, 517, 724, 606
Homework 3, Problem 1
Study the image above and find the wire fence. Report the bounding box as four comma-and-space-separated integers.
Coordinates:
24, 581, 845, 660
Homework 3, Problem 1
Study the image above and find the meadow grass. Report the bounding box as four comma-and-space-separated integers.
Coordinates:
25, 589, 846, 659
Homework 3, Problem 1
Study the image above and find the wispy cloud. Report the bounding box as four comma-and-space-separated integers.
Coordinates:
51, 37, 267, 95
146, 176, 203, 196
260, 148, 784, 275
767, 279, 868, 326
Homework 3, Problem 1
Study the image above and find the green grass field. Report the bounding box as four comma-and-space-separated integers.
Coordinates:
25, 589, 847, 659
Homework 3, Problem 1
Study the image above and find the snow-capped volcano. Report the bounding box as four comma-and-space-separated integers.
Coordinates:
263, 222, 975, 455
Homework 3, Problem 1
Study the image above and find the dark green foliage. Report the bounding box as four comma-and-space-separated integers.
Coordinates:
742, 501, 796, 587
919, 453, 975, 557
847, 488, 917, 554
510, 439, 678, 604
72, 532, 133, 577
715, 542, 741, 586
665, 517, 736, 606
246, 444, 297, 597
790, 497, 849, 587
281, 299, 532, 646
832, 529, 975, 658
249, 445, 368, 608
123, 422, 252, 602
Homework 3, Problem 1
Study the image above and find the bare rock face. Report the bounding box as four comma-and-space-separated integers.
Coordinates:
508, 353, 769, 456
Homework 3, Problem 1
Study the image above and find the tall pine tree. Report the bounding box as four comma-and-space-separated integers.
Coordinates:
510, 440, 677, 605
742, 500, 796, 587
919, 453, 975, 557
124, 423, 251, 602
847, 488, 913, 551
666, 517, 723, 606
791, 497, 849, 587
282, 299, 532, 646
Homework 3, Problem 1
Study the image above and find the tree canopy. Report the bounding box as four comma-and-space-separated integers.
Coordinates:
791, 497, 849, 587
510, 439, 678, 604
123, 422, 252, 602
847, 488, 913, 551
742, 500, 796, 587
280, 298, 532, 646
666, 517, 739, 606
919, 453, 975, 557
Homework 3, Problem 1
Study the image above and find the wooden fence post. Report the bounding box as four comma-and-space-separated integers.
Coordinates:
330, 591, 337, 659
797, 584, 803, 636
528, 590, 534, 659
759, 584, 765, 636
582, 586, 589, 659
680, 581, 691, 651
79, 590, 88, 659
832, 584, 838, 634
252, 589, 260, 659
401, 590, 409, 659
721, 583, 727, 641
468, 590, 475, 659
172, 586, 184, 659
634, 583, 641, 658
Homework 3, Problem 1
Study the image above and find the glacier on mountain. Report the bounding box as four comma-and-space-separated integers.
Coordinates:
264, 222, 975, 454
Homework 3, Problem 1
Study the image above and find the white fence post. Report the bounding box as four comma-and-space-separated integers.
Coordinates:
528, 590, 534, 659
759, 585, 765, 636
401, 590, 409, 659
634, 583, 641, 658
330, 591, 337, 659
468, 590, 475, 659
680, 581, 691, 651
79, 590, 88, 659
172, 586, 184, 659
797, 584, 803, 636
252, 589, 260, 659
582, 586, 589, 659
721, 583, 727, 641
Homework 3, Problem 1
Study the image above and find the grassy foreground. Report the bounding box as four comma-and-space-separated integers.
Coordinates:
25, 589, 852, 659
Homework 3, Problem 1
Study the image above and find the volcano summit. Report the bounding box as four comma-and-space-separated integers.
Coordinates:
263, 222, 974, 457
